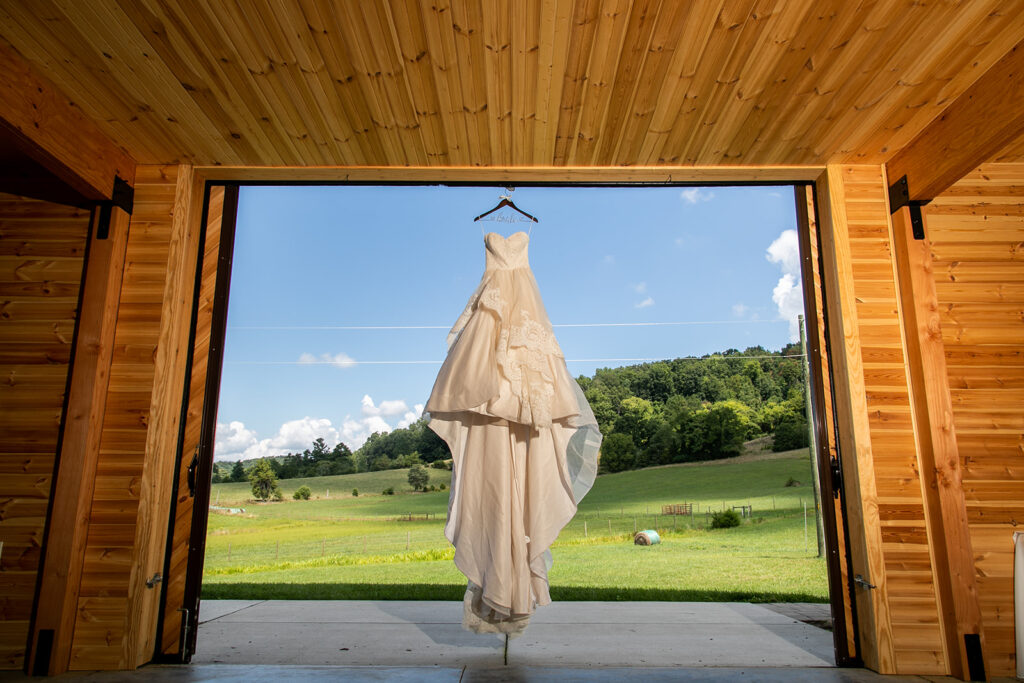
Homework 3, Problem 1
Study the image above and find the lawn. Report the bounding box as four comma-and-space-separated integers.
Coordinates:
202, 448, 828, 602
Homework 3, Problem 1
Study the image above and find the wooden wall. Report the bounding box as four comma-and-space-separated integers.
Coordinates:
0, 194, 90, 669
925, 164, 1024, 677
822, 165, 947, 674
68, 165, 199, 670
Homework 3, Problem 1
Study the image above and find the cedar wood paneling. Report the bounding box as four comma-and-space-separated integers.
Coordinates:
831, 166, 947, 674
68, 166, 181, 669
926, 163, 1024, 677
0, 194, 90, 669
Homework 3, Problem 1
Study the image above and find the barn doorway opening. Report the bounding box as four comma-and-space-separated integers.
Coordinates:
157, 181, 856, 668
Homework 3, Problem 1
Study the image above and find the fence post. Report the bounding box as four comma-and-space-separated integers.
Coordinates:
608, 519, 612, 535
584, 520, 588, 538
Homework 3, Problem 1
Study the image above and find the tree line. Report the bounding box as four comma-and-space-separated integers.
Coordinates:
213, 344, 809, 483
581, 344, 809, 473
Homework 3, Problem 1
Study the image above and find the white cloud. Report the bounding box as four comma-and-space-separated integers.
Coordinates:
360, 394, 409, 417
680, 188, 714, 204
631, 282, 647, 294
397, 404, 425, 429
214, 421, 258, 460
603, 254, 615, 265
214, 417, 341, 462
732, 303, 749, 317
675, 236, 685, 247
299, 351, 357, 369
766, 229, 804, 340
635, 296, 655, 309
766, 229, 800, 276
341, 414, 392, 449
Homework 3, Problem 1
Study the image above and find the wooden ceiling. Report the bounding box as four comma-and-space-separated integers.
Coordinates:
1, 0, 1023, 168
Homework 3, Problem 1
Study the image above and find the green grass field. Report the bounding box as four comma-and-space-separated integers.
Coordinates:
203, 448, 828, 603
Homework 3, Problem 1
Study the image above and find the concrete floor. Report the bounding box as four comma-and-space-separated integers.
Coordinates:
2, 601, 1017, 681
193, 600, 836, 668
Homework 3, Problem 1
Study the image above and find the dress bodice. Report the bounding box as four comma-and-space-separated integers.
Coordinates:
485, 231, 530, 271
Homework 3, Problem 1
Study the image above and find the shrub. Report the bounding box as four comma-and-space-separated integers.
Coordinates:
382, 487, 395, 495
292, 485, 312, 500
352, 488, 359, 497
431, 459, 452, 470
710, 509, 741, 529
784, 476, 802, 487
439, 483, 446, 491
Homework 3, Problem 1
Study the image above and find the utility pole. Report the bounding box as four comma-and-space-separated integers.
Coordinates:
799, 315, 825, 558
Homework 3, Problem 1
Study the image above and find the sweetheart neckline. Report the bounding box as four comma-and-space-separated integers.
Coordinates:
485, 231, 529, 242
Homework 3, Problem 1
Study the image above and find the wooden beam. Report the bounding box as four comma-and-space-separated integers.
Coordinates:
28, 206, 130, 676
889, 205, 987, 681
887, 38, 1024, 201
194, 164, 825, 184
0, 41, 135, 201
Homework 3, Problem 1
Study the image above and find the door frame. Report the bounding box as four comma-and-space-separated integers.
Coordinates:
157, 167, 859, 666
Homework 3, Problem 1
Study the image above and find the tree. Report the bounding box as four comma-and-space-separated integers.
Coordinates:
249, 459, 281, 501
598, 433, 636, 473
408, 464, 429, 491
230, 461, 246, 483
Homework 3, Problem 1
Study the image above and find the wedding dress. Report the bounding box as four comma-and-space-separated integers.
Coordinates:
425, 231, 602, 636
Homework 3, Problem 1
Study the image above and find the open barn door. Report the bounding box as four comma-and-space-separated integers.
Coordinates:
154, 185, 238, 662
796, 183, 860, 667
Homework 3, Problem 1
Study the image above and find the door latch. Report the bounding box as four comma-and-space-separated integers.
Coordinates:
146, 572, 163, 588
854, 574, 876, 590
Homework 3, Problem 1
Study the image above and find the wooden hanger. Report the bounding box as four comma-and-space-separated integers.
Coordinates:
473, 188, 539, 223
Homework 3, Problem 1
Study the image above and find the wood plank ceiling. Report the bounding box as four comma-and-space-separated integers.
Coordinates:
0, 0, 1023, 169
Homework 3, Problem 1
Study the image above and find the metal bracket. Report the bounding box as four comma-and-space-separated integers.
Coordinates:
829, 459, 842, 500
887, 175, 929, 240
854, 574, 877, 590
95, 175, 134, 239
146, 572, 163, 588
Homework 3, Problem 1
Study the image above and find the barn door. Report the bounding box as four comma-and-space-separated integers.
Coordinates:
795, 183, 860, 666
154, 184, 238, 662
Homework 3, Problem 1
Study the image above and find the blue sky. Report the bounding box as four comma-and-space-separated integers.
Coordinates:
214, 184, 803, 461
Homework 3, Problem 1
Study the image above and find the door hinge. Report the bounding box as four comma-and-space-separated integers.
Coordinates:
178, 607, 192, 663
146, 572, 163, 588
829, 458, 842, 499
186, 446, 200, 497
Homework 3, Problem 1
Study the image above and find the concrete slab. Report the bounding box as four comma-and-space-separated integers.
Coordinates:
194, 620, 506, 667
197, 600, 264, 624
0, 665, 997, 682
190, 600, 835, 668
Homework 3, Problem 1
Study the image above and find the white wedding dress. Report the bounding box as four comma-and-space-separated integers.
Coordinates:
425, 231, 602, 636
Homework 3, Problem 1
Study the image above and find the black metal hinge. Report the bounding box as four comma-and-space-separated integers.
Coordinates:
829, 458, 843, 499
96, 175, 135, 240
887, 175, 929, 241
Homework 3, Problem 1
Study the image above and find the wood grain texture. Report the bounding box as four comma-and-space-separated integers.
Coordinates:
28, 205, 129, 676
817, 166, 894, 673
68, 165, 196, 671
0, 194, 89, 670
925, 163, 1024, 677
889, 205, 984, 679
0, 40, 135, 199
0, 1, 1023, 168
156, 186, 223, 658
887, 38, 1024, 201
819, 164, 959, 675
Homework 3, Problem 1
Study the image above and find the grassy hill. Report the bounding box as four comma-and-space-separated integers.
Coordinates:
203, 448, 827, 602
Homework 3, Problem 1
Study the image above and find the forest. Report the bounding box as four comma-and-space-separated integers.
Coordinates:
213, 344, 810, 482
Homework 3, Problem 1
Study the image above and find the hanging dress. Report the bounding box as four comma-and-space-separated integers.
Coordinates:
425, 230, 602, 636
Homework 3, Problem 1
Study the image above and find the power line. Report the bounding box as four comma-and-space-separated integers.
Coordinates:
227, 319, 788, 331
226, 354, 806, 366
